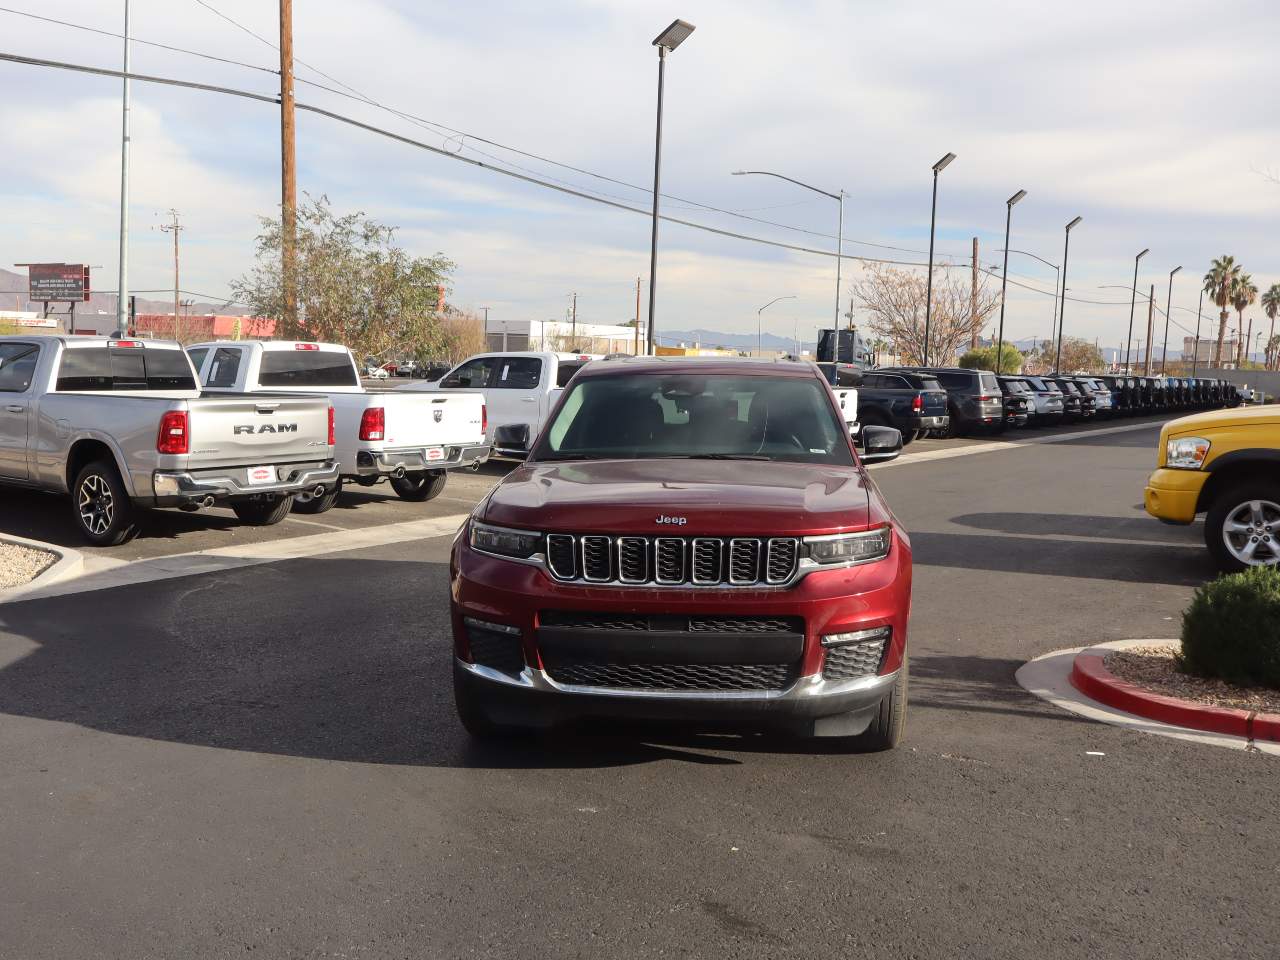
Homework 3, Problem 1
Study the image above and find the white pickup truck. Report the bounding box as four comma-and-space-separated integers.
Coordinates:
0, 335, 338, 545
188, 340, 489, 513
404, 351, 596, 456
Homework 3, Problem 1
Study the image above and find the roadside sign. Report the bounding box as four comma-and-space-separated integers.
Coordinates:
24, 263, 91, 302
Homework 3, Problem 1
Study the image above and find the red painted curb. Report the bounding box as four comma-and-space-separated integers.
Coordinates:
1069, 650, 1280, 743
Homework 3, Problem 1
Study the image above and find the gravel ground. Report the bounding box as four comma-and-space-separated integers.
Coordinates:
0, 541, 55, 589
1106, 643, 1280, 713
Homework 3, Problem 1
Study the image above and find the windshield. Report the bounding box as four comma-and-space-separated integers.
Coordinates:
533, 372, 855, 465
259, 350, 358, 387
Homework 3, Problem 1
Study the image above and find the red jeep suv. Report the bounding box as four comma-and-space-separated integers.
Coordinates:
450, 357, 913, 750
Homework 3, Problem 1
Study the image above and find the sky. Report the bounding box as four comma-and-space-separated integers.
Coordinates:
1, 0, 1278, 353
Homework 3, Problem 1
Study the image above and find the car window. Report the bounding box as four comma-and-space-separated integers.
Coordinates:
206, 347, 243, 388
538, 373, 854, 466
935, 371, 969, 389
493, 357, 542, 390
55, 346, 196, 391
441, 357, 495, 389
258, 349, 358, 387
186, 346, 210, 375
877, 375, 909, 389
0, 342, 39, 393
979, 373, 999, 392
556, 361, 586, 388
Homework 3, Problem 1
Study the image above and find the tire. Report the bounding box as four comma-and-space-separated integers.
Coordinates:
852, 656, 908, 751
1204, 482, 1280, 573
390, 469, 447, 502
231, 494, 295, 526
72, 459, 140, 547
293, 479, 342, 515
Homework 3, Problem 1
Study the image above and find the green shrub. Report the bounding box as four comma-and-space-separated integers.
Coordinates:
1180, 565, 1280, 688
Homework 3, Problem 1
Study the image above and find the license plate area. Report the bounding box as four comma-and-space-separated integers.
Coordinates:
424, 447, 445, 462
246, 465, 277, 485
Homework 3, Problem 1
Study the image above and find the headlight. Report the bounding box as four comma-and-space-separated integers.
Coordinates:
804, 527, 891, 565
1166, 436, 1211, 469
469, 520, 542, 559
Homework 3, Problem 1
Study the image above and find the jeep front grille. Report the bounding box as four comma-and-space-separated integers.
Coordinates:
544, 660, 797, 692
540, 535, 800, 587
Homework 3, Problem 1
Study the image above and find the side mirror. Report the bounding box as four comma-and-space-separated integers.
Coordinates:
493, 423, 531, 460
859, 425, 903, 464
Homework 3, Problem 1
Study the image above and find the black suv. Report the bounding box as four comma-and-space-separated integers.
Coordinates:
881, 366, 1004, 436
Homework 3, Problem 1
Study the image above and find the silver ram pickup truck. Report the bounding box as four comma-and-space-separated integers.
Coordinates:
0, 335, 338, 546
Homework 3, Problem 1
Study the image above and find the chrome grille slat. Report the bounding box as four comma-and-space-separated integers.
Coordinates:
765, 538, 798, 584
543, 535, 798, 587
580, 535, 612, 582
728, 538, 762, 585
654, 537, 685, 584
617, 537, 648, 583
692, 538, 722, 584
546, 534, 577, 580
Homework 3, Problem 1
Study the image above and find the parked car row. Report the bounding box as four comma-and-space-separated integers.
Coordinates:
821, 362, 1249, 438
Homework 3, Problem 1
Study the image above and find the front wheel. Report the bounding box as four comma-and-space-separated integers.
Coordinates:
1205, 484, 1280, 572
293, 479, 343, 515
72, 460, 140, 546
231, 494, 294, 526
390, 469, 447, 502
851, 657, 908, 751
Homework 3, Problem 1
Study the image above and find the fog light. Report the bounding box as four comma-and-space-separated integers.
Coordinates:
463, 616, 520, 636
821, 625, 891, 648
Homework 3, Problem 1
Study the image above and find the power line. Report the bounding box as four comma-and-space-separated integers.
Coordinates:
0, 50, 1187, 318
0, 5, 276, 74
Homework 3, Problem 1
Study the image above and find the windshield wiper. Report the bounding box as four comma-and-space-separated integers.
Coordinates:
668, 453, 773, 461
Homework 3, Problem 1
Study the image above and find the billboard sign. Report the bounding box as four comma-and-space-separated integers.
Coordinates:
26, 263, 91, 302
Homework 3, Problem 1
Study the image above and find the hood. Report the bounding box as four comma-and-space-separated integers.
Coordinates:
482, 458, 875, 536
1164, 404, 1280, 438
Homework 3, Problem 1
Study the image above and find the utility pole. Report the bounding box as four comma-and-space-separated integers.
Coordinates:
159, 209, 182, 342
1245, 315, 1253, 367
280, 0, 298, 329
570, 292, 577, 345
1144, 283, 1155, 375
970, 237, 979, 349
116, 0, 131, 334
634, 277, 641, 355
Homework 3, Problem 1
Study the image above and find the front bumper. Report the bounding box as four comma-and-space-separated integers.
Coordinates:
151, 460, 339, 506
1144, 467, 1206, 524
353, 442, 491, 477
449, 528, 912, 736
455, 658, 899, 737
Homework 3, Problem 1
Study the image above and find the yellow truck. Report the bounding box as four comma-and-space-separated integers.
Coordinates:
1145, 404, 1280, 571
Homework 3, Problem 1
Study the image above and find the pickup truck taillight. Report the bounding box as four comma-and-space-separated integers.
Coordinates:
911, 394, 923, 412
328, 406, 336, 445
157, 410, 189, 455
481, 403, 488, 435
359, 407, 384, 441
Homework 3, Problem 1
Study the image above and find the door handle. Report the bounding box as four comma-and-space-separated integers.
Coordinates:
4, 404, 24, 413
520, 397, 536, 403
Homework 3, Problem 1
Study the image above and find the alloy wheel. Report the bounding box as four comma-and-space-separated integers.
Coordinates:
78, 474, 114, 536
1222, 499, 1280, 566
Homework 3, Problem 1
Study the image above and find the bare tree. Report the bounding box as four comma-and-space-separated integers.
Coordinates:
853, 264, 1000, 366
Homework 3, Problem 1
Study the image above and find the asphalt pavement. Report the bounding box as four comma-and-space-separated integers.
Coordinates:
1, 417, 1274, 960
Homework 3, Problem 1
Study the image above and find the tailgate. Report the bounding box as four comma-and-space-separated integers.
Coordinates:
383, 392, 485, 445
189, 394, 331, 467
922, 390, 948, 415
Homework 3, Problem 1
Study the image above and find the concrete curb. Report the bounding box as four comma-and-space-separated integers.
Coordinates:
1071, 645, 1280, 744
0, 533, 85, 604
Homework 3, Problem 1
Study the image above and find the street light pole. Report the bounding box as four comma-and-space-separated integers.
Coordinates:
994, 190, 1026, 374
731, 170, 845, 329
646, 19, 695, 357
115, 0, 130, 334
756, 295, 796, 355
1162, 266, 1181, 374
1054, 216, 1082, 374
1192, 287, 1204, 377
1125, 248, 1149, 373
998, 248, 1059, 358
924, 152, 956, 367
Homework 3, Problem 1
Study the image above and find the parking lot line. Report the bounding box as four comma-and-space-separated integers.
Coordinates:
4, 513, 471, 604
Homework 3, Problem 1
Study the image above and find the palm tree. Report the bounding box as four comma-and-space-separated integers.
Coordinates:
1232, 274, 1258, 366
1269, 334, 1280, 371
1263, 283, 1280, 370
1203, 255, 1241, 366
